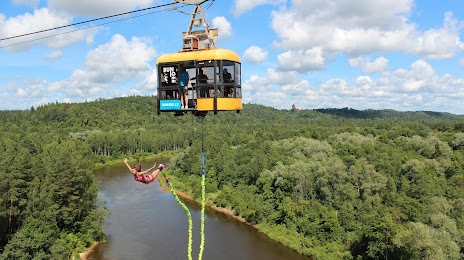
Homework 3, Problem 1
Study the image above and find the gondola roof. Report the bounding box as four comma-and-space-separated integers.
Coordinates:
156, 48, 241, 64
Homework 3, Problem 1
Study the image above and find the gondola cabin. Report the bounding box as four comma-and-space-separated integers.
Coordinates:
156, 48, 242, 115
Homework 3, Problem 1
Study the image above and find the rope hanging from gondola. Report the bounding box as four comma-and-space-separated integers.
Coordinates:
162, 115, 207, 260
198, 117, 206, 260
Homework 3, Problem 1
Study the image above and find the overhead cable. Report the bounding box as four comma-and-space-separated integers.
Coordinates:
0, 2, 178, 42
0, 5, 186, 48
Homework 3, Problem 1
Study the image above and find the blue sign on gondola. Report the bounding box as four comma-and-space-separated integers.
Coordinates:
160, 100, 181, 110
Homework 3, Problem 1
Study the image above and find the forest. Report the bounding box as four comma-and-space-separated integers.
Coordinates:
1, 96, 464, 259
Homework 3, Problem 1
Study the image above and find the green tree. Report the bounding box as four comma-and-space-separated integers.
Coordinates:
394, 222, 461, 260
1, 217, 59, 259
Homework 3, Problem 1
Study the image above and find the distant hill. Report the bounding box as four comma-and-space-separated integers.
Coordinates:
314, 107, 464, 121
1, 98, 463, 132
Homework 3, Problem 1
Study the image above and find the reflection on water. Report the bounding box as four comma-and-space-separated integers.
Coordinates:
88, 159, 310, 260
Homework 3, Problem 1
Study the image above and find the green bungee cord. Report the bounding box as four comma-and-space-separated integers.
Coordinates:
198, 153, 206, 260
164, 175, 193, 260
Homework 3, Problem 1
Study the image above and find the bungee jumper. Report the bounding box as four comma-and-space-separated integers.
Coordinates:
124, 158, 166, 184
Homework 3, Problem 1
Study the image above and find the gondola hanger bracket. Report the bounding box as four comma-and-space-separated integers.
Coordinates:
180, 3, 217, 52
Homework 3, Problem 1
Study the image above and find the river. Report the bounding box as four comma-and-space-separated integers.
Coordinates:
87, 159, 310, 260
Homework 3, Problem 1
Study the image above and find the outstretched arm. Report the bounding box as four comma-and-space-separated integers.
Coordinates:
124, 158, 132, 171
139, 162, 157, 175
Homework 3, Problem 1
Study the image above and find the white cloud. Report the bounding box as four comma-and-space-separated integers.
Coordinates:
242, 74, 288, 107
88, 87, 104, 97
321, 59, 463, 109
0, 8, 97, 51
212, 16, 232, 42
291, 0, 412, 30
234, 0, 286, 17
414, 12, 464, 60
271, 1, 464, 72
0, 34, 157, 109
243, 69, 314, 108
277, 48, 326, 71
129, 68, 158, 95
243, 45, 268, 64
271, 0, 414, 51
8, 77, 48, 100
44, 50, 63, 61
349, 56, 389, 73
266, 68, 301, 86
242, 59, 464, 113
61, 34, 156, 93
15, 88, 28, 97
48, 0, 155, 16
281, 80, 315, 97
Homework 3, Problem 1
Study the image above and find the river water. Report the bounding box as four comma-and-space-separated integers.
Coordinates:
88, 159, 310, 260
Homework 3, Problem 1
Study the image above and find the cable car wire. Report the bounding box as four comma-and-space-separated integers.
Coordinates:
0, 2, 180, 42
0, 5, 187, 49
175, 0, 214, 15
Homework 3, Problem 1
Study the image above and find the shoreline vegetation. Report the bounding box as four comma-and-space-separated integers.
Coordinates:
160, 185, 256, 228
157, 180, 316, 259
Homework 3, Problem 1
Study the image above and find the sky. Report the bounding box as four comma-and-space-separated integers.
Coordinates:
1, 0, 464, 114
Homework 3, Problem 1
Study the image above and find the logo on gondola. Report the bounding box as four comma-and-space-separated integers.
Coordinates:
163, 66, 177, 84
160, 100, 181, 110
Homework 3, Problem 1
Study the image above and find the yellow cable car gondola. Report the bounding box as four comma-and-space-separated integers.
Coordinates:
157, 0, 242, 116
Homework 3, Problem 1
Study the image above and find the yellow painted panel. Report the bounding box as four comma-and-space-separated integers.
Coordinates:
217, 98, 242, 110
156, 49, 241, 64
196, 98, 242, 111
197, 99, 214, 111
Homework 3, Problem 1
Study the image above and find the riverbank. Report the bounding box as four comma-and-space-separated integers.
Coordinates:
159, 180, 315, 259
160, 186, 258, 229
78, 242, 101, 260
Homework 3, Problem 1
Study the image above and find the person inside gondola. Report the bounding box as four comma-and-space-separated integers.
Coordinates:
192, 68, 209, 97
223, 68, 233, 97
223, 68, 232, 83
179, 64, 190, 109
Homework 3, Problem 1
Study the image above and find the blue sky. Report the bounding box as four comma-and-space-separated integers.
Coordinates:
1, 0, 464, 114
